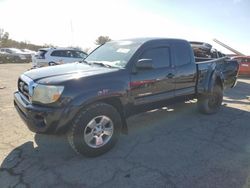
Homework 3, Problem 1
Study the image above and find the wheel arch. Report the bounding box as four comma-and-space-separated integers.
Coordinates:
69, 96, 128, 135
208, 71, 224, 93
90, 97, 128, 134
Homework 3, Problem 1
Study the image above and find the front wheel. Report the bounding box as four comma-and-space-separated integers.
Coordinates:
68, 103, 122, 157
48, 62, 57, 66
197, 85, 223, 114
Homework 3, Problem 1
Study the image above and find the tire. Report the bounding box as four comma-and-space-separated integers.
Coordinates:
68, 103, 122, 157
49, 62, 57, 66
198, 85, 223, 114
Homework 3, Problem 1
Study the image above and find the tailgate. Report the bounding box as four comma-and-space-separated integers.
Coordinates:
222, 60, 239, 88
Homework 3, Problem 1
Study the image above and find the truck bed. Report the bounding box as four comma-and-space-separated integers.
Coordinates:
195, 57, 239, 91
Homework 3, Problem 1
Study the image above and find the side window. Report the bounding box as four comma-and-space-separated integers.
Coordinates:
64, 50, 73, 58
51, 50, 63, 57
71, 51, 86, 58
139, 47, 170, 68
6, 49, 12, 54
71, 51, 79, 58
79, 51, 87, 58
175, 43, 191, 66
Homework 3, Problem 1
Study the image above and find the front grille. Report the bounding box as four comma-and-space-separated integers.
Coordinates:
18, 79, 30, 101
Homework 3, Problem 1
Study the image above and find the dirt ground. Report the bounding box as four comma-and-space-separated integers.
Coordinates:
0, 63, 250, 188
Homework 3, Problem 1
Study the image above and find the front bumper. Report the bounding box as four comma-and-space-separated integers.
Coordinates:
14, 91, 74, 134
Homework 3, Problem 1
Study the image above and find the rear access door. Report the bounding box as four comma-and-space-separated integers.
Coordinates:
172, 42, 197, 97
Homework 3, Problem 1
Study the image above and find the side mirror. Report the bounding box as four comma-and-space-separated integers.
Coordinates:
135, 59, 153, 69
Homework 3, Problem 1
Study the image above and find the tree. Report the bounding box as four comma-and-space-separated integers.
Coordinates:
0, 29, 9, 47
0, 28, 55, 51
83, 47, 90, 53
2, 32, 9, 40
95, 36, 111, 45
0, 28, 4, 40
68, 46, 83, 51
1, 32, 9, 47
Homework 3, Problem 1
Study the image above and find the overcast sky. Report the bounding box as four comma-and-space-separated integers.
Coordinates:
0, 0, 249, 54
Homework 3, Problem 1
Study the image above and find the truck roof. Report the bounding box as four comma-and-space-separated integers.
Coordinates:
108, 37, 188, 45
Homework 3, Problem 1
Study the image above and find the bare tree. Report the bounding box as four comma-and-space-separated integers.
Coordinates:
83, 47, 90, 53
1, 32, 9, 41
95, 36, 111, 45
0, 28, 53, 50
0, 28, 4, 40
0, 29, 9, 47
68, 46, 83, 51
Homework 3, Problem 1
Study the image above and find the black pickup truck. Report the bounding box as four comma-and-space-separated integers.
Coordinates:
14, 38, 239, 157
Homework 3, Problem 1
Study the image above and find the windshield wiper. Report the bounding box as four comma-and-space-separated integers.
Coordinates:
79, 60, 91, 65
90, 62, 116, 68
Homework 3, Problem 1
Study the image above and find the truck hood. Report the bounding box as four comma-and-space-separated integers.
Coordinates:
24, 63, 119, 84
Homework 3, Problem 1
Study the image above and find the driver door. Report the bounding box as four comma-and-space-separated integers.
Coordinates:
130, 45, 175, 106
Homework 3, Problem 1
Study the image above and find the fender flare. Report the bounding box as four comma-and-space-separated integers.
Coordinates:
207, 70, 224, 93
69, 93, 128, 134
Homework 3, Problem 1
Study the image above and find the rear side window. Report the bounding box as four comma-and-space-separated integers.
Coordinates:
174, 43, 191, 66
139, 47, 170, 68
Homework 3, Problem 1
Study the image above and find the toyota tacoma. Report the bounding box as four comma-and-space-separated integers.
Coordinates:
14, 38, 239, 157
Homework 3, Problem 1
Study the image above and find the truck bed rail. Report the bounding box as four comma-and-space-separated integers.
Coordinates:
195, 57, 227, 64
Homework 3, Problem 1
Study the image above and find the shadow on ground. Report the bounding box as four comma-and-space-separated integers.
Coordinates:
224, 79, 250, 105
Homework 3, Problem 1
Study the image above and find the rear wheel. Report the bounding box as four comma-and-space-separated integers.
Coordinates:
68, 103, 122, 157
198, 85, 223, 114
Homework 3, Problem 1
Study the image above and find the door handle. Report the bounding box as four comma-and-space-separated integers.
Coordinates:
167, 73, 175, 78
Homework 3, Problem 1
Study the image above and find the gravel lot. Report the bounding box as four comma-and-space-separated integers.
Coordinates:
0, 63, 250, 188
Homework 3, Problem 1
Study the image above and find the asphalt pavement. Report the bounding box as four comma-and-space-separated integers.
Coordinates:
0, 64, 250, 188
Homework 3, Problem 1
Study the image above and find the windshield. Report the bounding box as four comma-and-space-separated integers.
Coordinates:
85, 40, 142, 68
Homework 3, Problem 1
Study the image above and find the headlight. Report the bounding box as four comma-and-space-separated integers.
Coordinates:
32, 84, 64, 104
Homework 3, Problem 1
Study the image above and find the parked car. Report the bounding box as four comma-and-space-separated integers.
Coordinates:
14, 38, 239, 157
0, 51, 11, 63
231, 56, 250, 76
0, 48, 32, 63
20, 49, 36, 55
32, 48, 88, 68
